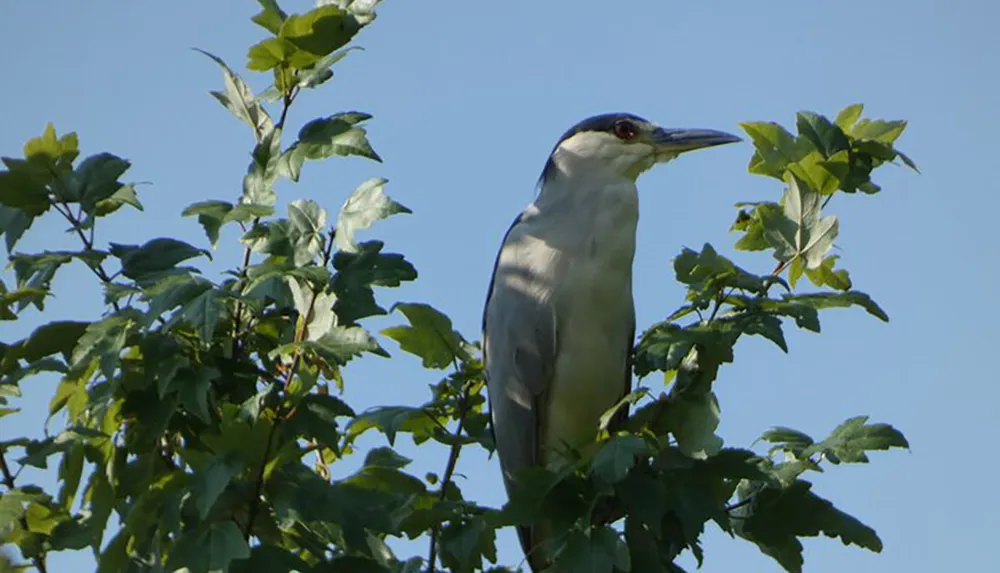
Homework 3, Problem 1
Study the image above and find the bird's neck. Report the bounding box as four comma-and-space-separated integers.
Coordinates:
529, 170, 640, 264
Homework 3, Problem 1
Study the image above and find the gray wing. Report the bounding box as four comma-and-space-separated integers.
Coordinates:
482, 214, 557, 563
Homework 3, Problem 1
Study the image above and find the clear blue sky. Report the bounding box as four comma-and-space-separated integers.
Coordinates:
2, 1, 997, 571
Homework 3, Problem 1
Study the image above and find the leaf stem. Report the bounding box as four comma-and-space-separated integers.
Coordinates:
0, 451, 48, 573
50, 200, 121, 312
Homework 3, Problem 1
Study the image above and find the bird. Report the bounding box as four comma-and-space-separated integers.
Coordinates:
481, 112, 740, 571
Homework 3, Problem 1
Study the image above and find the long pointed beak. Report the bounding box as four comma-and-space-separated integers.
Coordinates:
650, 127, 742, 153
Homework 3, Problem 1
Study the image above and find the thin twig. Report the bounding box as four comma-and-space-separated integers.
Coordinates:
427, 380, 473, 573
50, 201, 121, 312
0, 451, 48, 573
243, 420, 278, 543
230, 87, 299, 358
244, 226, 334, 542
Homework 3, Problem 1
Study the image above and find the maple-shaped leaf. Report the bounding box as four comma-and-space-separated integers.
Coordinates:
761, 175, 839, 270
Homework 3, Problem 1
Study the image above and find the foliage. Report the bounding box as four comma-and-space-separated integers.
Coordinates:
0, 2, 913, 572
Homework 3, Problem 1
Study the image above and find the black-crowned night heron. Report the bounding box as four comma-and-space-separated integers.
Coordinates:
482, 112, 740, 571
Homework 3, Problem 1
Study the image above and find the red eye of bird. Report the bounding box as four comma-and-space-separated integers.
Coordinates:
613, 120, 637, 140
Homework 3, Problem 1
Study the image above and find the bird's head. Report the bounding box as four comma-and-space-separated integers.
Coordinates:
541, 112, 741, 183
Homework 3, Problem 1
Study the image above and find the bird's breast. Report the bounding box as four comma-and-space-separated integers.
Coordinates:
540, 181, 639, 466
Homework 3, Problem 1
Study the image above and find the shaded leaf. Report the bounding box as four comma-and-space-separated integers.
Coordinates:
590, 434, 648, 484
279, 4, 360, 59
278, 113, 381, 182
70, 153, 131, 213
0, 205, 34, 252
735, 481, 882, 573
332, 240, 417, 324
347, 406, 439, 446
110, 238, 210, 280
381, 303, 466, 369
801, 416, 909, 464
165, 520, 251, 573
190, 455, 244, 519
782, 291, 889, 322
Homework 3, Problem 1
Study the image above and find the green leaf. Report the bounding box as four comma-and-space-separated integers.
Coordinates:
22, 123, 80, 172
182, 200, 233, 248
332, 240, 417, 324
278, 113, 381, 182
673, 243, 767, 299
70, 153, 131, 213
183, 200, 274, 248
739, 121, 808, 179
180, 287, 228, 343
804, 255, 852, 290
786, 151, 840, 196
735, 313, 787, 352
381, 302, 467, 369
0, 168, 50, 214
801, 416, 909, 464
251, 0, 288, 34
231, 546, 311, 573
287, 198, 328, 265
242, 127, 282, 206
754, 298, 820, 333
144, 273, 213, 320
834, 104, 864, 131
731, 202, 780, 252
795, 111, 850, 158
286, 393, 355, 451
590, 434, 648, 484
735, 480, 882, 572
165, 520, 251, 573
246, 36, 304, 72
347, 406, 439, 446
0, 205, 35, 252
271, 325, 384, 367
197, 49, 275, 140
760, 427, 815, 458
279, 4, 360, 59
850, 118, 907, 144
553, 527, 618, 573
782, 291, 889, 322
19, 320, 89, 362
10, 251, 107, 312
295, 47, 359, 89
668, 389, 723, 459
363, 446, 412, 469
191, 455, 244, 519
439, 516, 496, 573
760, 175, 838, 270
110, 238, 211, 280
69, 311, 138, 380
94, 182, 143, 216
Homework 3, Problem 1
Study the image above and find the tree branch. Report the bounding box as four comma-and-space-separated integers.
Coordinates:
50, 200, 121, 312
427, 379, 473, 573
230, 86, 299, 358
0, 451, 47, 573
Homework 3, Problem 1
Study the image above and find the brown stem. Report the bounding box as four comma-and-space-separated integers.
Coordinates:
427, 382, 473, 573
51, 201, 121, 312
244, 226, 333, 542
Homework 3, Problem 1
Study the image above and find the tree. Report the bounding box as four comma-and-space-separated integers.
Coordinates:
0, 2, 914, 572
